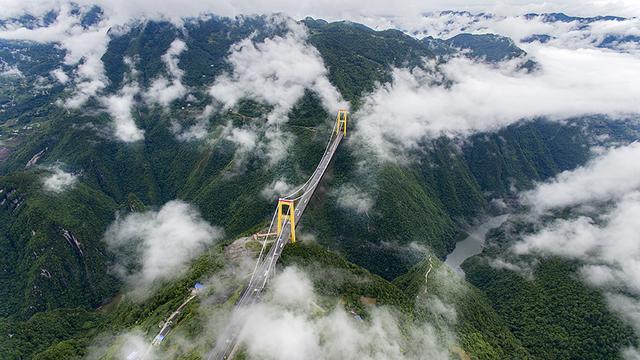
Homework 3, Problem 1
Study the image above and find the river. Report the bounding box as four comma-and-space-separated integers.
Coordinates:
445, 214, 510, 275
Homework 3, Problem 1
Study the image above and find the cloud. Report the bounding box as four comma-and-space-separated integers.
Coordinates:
514, 191, 640, 294
42, 164, 78, 193
2, 1, 640, 26
144, 38, 188, 107
104, 200, 222, 299
217, 266, 453, 360
334, 184, 373, 214
353, 45, 640, 158
261, 178, 294, 200
511, 141, 640, 344
382, 12, 639, 49
173, 104, 213, 141
0, 4, 112, 108
4, 3, 639, 156
115, 331, 151, 360
512, 191, 640, 348
403, 13, 640, 55
521, 142, 640, 212
101, 83, 145, 142
208, 18, 345, 125
206, 18, 345, 165
0, 63, 23, 77
50, 68, 69, 84
226, 126, 258, 152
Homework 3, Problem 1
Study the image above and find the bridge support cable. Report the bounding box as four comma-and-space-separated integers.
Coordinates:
246, 208, 278, 288
282, 112, 343, 200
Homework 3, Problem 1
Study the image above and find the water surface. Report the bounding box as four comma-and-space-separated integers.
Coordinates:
445, 214, 509, 275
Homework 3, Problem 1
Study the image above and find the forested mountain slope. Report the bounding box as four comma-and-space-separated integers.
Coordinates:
1, 10, 639, 359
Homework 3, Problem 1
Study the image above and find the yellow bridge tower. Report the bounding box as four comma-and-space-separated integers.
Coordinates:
336, 109, 349, 136
277, 198, 296, 243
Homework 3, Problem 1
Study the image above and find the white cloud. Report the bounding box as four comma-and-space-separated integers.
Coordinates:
104, 200, 222, 299
512, 141, 640, 340
522, 142, 640, 212
50, 68, 69, 84
514, 192, 640, 294
262, 128, 293, 165
226, 126, 258, 152
261, 178, 294, 200
512, 191, 640, 343
0, 4, 112, 108
42, 164, 78, 193
2, 1, 640, 26
0, 66, 23, 77
354, 45, 640, 158
101, 83, 145, 142
4, 3, 639, 156
207, 18, 345, 165
144, 38, 188, 107
208, 18, 346, 125
219, 266, 453, 360
396, 13, 640, 54
115, 331, 151, 360
172, 105, 212, 141
334, 184, 374, 213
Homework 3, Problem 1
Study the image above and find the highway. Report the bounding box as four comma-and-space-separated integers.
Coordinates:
207, 118, 345, 360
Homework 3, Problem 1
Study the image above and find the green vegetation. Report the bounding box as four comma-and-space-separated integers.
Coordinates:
463, 222, 639, 359
0, 171, 119, 318
395, 258, 531, 359
303, 18, 435, 102
1, 14, 639, 360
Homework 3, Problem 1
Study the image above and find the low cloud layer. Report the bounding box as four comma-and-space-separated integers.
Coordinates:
218, 266, 453, 360
42, 164, 78, 193
2, 1, 639, 24
207, 18, 346, 164
515, 192, 640, 294
0, 4, 111, 108
208, 18, 345, 124
334, 184, 373, 214
511, 141, 640, 351
261, 178, 294, 200
3, 3, 639, 153
522, 142, 640, 212
101, 83, 145, 142
386, 11, 640, 51
145, 38, 188, 107
104, 200, 222, 299
354, 46, 640, 158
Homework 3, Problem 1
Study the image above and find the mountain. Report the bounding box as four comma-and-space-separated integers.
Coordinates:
423, 33, 526, 62
523, 12, 626, 23
462, 219, 638, 359
1, 9, 639, 360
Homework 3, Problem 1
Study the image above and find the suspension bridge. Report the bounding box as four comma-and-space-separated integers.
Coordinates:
208, 109, 349, 360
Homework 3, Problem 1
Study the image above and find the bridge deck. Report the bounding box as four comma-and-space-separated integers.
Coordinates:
209, 130, 344, 360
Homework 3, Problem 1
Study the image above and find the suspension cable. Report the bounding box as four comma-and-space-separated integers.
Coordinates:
282, 119, 339, 199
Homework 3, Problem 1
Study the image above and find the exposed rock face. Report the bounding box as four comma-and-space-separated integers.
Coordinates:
25, 147, 48, 168
61, 228, 84, 257
0, 187, 26, 212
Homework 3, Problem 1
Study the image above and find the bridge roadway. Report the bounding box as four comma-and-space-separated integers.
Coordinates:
208, 129, 344, 360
